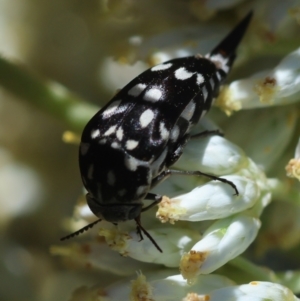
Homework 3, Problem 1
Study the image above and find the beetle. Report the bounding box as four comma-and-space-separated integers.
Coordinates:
61, 12, 253, 252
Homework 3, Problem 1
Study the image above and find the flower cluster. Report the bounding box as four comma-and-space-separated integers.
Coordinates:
69, 273, 298, 301
1, 0, 299, 300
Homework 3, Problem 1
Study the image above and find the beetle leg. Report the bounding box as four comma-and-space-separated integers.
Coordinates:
135, 215, 163, 252
163, 169, 239, 195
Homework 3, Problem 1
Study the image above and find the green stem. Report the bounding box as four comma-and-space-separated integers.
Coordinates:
229, 256, 279, 282
0, 56, 99, 131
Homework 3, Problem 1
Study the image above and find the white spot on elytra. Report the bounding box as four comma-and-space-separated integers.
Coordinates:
102, 99, 122, 119
128, 83, 147, 97
159, 122, 169, 140
144, 87, 162, 102
91, 129, 100, 139
116, 127, 124, 140
139, 109, 154, 128
197, 73, 204, 85
80, 143, 90, 155
107, 170, 116, 186
87, 164, 94, 179
111, 142, 120, 149
126, 140, 139, 150
115, 104, 128, 115
174, 67, 194, 80
124, 155, 140, 171
209, 54, 229, 73
181, 101, 196, 121
104, 125, 117, 136
151, 63, 172, 72
170, 125, 180, 141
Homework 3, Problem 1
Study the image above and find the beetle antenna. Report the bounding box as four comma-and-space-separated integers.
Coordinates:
135, 217, 163, 253
60, 219, 102, 241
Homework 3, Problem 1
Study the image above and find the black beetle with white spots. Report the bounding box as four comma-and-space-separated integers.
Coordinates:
61, 12, 253, 252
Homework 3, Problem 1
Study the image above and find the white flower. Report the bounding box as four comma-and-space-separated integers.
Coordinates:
156, 175, 259, 223
217, 48, 300, 114
180, 214, 261, 283
175, 135, 247, 175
